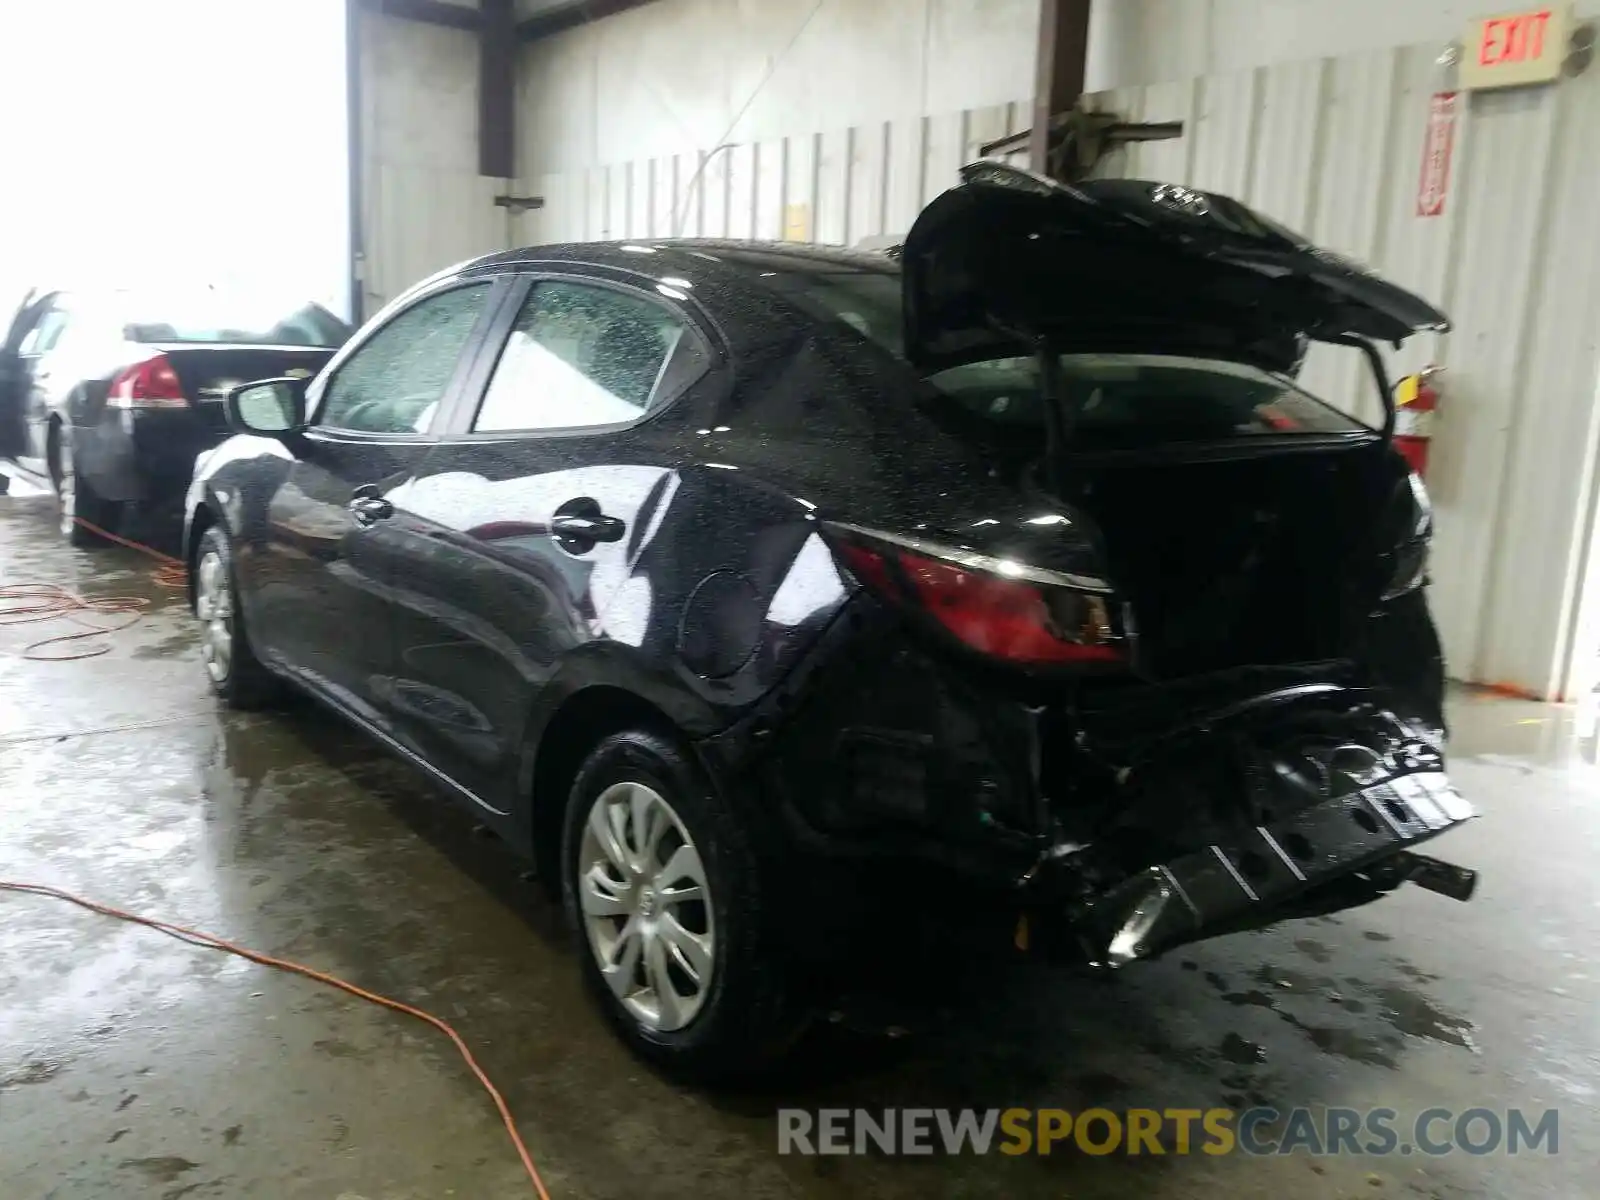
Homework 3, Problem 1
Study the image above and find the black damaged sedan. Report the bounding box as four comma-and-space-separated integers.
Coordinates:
184, 163, 1476, 1078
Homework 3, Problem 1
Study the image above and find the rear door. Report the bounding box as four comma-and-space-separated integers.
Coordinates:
243, 278, 507, 726
376, 272, 713, 806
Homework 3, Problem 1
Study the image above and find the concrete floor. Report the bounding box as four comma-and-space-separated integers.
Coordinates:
0, 492, 1594, 1200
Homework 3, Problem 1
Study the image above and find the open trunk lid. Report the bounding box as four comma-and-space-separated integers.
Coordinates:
154, 344, 334, 425
901, 163, 1450, 375
153, 345, 334, 400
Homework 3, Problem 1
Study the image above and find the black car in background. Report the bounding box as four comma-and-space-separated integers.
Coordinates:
0, 286, 348, 544
184, 164, 1476, 1079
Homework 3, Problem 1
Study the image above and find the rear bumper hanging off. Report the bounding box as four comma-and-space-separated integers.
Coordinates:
1074, 771, 1476, 966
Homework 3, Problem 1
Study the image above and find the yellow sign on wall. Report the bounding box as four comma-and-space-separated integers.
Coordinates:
783, 203, 811, 242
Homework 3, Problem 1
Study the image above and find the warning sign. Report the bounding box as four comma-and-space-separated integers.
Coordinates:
1416, 92, 1460, 219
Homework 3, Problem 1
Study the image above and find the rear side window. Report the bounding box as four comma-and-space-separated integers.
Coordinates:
927, 354, 1366, 448
473, 280, 702, 433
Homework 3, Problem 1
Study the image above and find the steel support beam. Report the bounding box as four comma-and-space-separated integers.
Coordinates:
1028, 0, 1093, 174
516, 0, 658, 42
364, 0, 483, 32
479, 0, 516, 178
346, 0, 367, 325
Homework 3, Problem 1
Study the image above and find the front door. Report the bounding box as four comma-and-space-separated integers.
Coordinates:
243, 279, 502, 726
0, 291, 59, 469
380, 275, 712, 807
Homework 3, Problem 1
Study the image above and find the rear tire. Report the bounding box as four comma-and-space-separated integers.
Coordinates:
53, 429, 120, 548
194, 526, 280, 709
562, 730, 807, 1081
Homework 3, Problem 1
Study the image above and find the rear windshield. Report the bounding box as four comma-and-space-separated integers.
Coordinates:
122, 297, 350, 347
736, 258, 1363, 445
927, 355, 1367, 446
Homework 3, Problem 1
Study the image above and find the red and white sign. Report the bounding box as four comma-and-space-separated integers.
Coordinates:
1416, 92, 1460, 219
1459, 5, 1571, 90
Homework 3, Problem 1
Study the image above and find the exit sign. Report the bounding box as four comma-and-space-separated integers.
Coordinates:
1460, 5, 1572, 89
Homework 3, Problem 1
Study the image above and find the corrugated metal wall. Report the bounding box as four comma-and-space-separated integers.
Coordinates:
519, 101, 1029, 259
516, 39, 1600, 700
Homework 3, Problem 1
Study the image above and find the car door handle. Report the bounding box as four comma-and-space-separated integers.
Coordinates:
550, 512, 626, 543
349, 495, 394, 525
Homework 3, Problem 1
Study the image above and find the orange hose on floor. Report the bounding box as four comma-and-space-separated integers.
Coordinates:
0, 583, 150, 660
0, 517, 186, 660
0, 880, 554, 1200
73, 516, 190, 590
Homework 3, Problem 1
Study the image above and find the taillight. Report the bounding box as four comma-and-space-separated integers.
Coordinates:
829, 524, 1127, 667
108, 354, 186, 409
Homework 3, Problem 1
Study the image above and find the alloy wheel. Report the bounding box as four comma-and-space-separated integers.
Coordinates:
195, 550, 235, 684
577, 780, 715, 1032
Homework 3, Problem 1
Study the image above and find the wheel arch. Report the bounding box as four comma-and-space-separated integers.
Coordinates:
522, 682, 700, 887
184, 501, 219, 609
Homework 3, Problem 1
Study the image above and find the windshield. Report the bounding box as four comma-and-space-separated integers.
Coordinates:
118, 294, 350, 347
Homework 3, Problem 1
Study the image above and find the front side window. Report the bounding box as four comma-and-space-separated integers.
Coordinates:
473, 280, 699, 433
318, 283, 492, 434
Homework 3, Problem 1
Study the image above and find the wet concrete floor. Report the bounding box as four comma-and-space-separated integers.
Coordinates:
0, 493, 1594, 1198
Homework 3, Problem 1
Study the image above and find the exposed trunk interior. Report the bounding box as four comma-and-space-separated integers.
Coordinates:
1062, 439, 1405, 679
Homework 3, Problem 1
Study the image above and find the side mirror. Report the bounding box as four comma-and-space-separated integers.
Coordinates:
226, 377, 307, 436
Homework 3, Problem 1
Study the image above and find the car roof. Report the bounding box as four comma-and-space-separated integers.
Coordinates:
464, 238, 899, 285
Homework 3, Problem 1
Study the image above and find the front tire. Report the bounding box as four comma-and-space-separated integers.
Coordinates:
194, 526, 280, 709
562, 730, 805, 1080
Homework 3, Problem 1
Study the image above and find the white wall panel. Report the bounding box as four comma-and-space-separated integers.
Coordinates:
753, 139, 785, 242
848, 123, 891, 242
697, 149, 728, 240
1294, 48, 1404, 427
1248, 61, 1329, 226
1478, 61, 1600, 699
1187, 69, 1260, 199
1424, 85, 1558, 688
923, 112, 968, 209
517, 0, 1042, 178
815, 129, 853, 247
359, 15, 510, 313
784, 135, 819, 243
1121, 78, 1198, 181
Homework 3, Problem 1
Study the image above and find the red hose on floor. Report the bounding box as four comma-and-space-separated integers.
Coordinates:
0, 880, 554, 1199
0, 518, 185, 660
2, 517, 556, 1194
